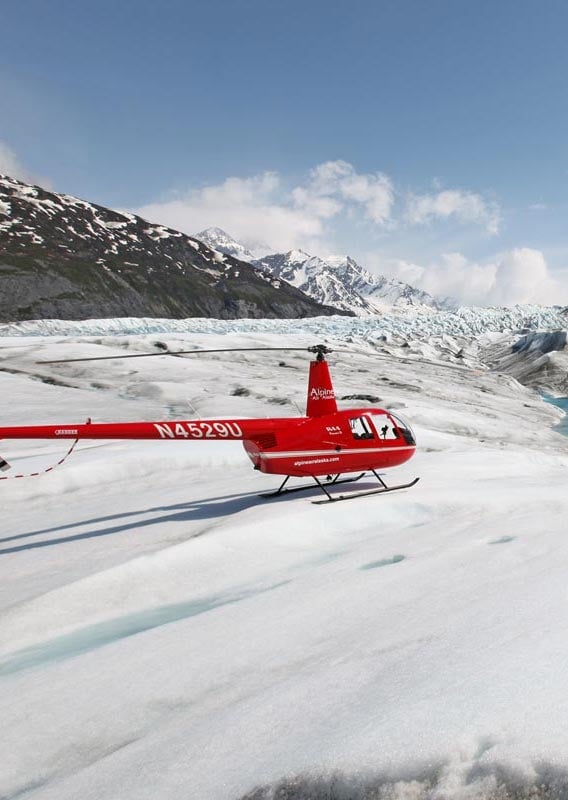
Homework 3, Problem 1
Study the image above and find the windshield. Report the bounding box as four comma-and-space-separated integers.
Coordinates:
389, 413, 416, 445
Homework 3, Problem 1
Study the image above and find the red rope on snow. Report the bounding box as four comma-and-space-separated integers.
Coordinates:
0, 437, 80, 480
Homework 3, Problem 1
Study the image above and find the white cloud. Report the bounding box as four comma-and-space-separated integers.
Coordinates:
135, 171, 326, 253
406, 189, 501, 234
294, 160, 395, 225
489, 248, 558, 305
133, 160, 396, 254
0, 140, 51, 187
133, 162, 510, 292
0, 141, 43, 183
0, 141, 33, 182
381, 247, 564, 306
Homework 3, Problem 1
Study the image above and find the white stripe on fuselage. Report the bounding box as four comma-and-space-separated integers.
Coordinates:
258, 445, 415, 459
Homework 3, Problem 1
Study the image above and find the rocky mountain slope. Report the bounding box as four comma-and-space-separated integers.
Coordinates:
195, 227, 440, 316
0, 177, 345, 322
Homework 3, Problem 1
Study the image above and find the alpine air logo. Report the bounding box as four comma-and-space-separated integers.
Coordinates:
310, 387, 335, 400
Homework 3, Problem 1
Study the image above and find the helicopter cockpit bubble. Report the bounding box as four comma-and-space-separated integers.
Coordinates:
388, 412, 416, 446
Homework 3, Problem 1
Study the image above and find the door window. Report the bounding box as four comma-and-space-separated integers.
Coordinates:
349, 416, 375, 440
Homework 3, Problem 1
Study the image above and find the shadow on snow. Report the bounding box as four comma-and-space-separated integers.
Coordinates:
0, 488, 275, 554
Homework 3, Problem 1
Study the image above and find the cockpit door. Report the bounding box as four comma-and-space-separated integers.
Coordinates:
349, 415, 375, 440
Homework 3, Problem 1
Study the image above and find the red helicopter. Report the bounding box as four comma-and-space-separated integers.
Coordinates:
0, 344, 418, 503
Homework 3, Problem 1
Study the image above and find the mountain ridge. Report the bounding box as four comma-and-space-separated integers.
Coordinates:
195, 226, 440, 316
0, 176, 348, 322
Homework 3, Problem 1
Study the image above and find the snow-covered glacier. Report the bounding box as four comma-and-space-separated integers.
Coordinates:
2, 319, 568, 800
1, 303, 566, 339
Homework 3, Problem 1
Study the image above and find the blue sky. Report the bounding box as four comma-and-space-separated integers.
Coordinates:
1, 0, 568, 304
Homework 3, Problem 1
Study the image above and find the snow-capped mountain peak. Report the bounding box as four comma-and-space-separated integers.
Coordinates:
195, 227, 271, 262
195, 227, 441, 316
252, 250, 374, 315
254, 249, 440, 316
325, 253, 441, 310
324, 254, 359, 270
286, 249, 312, 264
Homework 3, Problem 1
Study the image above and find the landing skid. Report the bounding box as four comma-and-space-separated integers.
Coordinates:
312, 474, 420, 504
260, 472, 366, 499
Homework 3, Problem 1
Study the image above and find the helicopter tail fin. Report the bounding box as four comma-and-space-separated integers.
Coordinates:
306, 358, 338, 417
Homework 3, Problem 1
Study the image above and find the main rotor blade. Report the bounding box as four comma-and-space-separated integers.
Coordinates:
37, 346, 315, 365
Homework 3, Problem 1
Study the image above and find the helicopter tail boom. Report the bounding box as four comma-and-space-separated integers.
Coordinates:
0, 417, 292, 442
